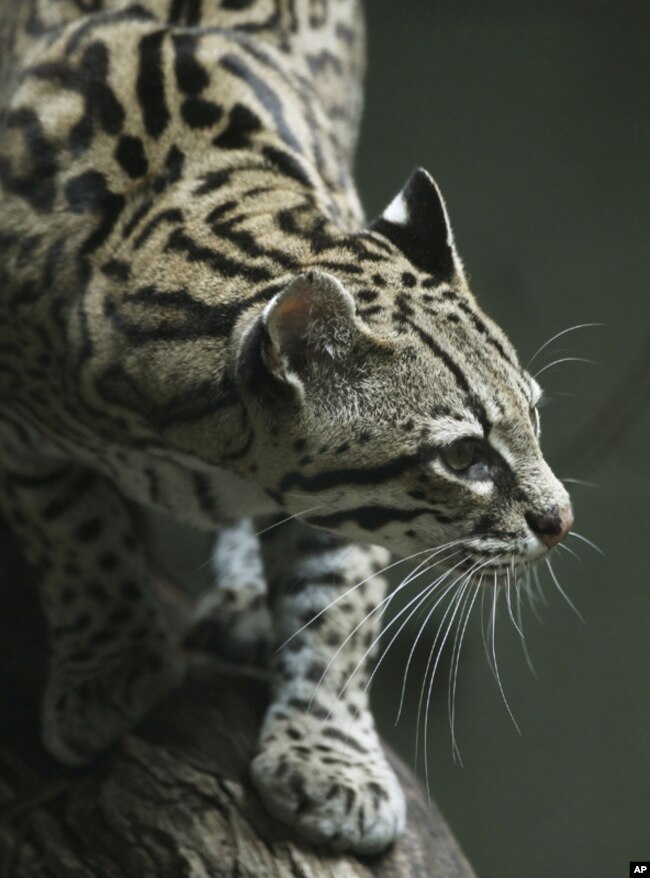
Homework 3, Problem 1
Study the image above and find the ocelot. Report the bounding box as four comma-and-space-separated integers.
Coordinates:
0, 0, 572, 853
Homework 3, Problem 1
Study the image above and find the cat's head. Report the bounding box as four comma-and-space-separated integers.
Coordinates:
237, 169, 572, 577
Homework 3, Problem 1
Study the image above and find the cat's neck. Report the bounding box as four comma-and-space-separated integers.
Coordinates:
79, 155, 358, 466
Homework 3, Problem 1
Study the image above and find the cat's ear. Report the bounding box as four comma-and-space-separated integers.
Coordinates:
244, 271, 358, 395
369, 168, 463, 283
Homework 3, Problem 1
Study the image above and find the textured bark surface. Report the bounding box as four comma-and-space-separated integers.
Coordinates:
0, 517, 477, 877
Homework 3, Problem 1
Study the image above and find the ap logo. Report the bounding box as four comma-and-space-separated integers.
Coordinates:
630, 864, 650, 875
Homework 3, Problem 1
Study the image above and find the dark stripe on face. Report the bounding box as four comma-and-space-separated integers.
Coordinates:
137, 31, 170, 138
307, 506, 433, 531
406, 319, 471, 392
423, 288, 527, 389
453, 299, 518, 369
405, 319, 491, 431
454, 304, 531, 400
279, 445, 439, 493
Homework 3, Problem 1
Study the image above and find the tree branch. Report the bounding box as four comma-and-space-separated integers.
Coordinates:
0, 516, 476, 877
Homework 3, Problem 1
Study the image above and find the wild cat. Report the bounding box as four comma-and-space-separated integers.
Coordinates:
0, 0, 573, 853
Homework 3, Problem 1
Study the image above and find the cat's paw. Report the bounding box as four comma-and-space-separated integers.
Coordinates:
42, 647, 185, 766
251, 739, 406, 854
185, 584, 271, 666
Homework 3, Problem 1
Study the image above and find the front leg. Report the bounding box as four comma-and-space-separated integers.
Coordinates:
252, 522, 405, 854
186, 517, 271, 665
0, 428, 183, 765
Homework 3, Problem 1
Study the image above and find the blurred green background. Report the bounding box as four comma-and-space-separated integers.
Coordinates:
357, 3, 649, 877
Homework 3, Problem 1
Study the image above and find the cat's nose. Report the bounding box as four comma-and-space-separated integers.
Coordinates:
525, 505, 574, 547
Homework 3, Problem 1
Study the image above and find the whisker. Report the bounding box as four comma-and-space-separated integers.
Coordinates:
415, 568, 474, 773
526, 322, 603, 369
416, 554, 496, 781
568, 531, 604, 556
480, 579, 497, 676
532, 567, 548, 610
505, 568, 524, 637
277, 541, 465, 652
282, 489, 336, 500
515, 576, 539, 680
491, 575, 521, 734
190, 504, 328, 576
557, 542, 581, 561
477, 554, 509, 677
447, 583, 473, 764
312, 545, 467, 713
423, 577, 474, 796
560, 477, 596, 488
395, 555, 474, 725
189, 555, 214, 577
253, 505, 327, 538
343, 568, 461, 732
523, 576, 539, 619
333, 551, 465, 721
449, 582, 480, 764
545, 558, 585, 623
534, 356, 596, 379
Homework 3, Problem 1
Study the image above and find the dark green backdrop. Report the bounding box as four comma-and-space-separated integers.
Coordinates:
358, 3, 649, 877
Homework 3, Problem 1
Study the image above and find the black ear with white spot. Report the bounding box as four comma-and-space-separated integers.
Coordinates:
259, 271, 358, 393
369, 168, 461, 283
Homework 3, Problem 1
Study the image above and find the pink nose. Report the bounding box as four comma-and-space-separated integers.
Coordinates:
526, 505, 574, 548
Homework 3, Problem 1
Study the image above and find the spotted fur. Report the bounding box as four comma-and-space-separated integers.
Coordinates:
0, 0, 572, 854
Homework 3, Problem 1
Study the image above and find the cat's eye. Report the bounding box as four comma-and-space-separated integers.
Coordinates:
441, 439, 492, 481
442, 440, 476, 472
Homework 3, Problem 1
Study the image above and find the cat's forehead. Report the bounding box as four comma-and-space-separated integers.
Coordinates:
339, 253, 538, 435
388, 300, 535, 427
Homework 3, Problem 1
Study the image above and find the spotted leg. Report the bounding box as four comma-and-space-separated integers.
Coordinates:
186, 517, 272, 664
251, 522, 405, 854
0, 427, 184, 766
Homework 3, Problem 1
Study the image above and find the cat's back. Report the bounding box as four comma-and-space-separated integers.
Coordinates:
0, 0, 365, 413
1, 0, 365, 149
0, 0, 366, 297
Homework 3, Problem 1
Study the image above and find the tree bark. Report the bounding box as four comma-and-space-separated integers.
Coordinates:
0, 516, 476, 878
